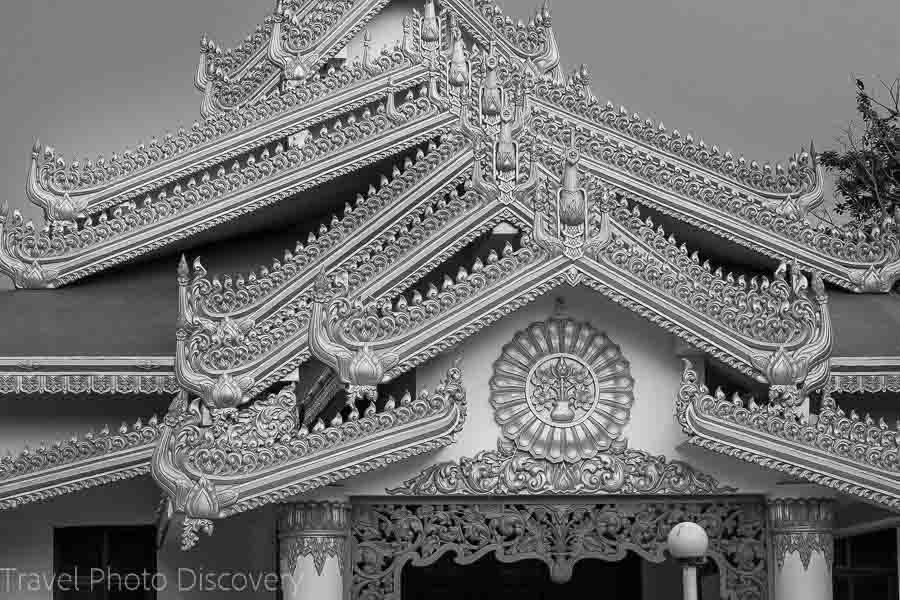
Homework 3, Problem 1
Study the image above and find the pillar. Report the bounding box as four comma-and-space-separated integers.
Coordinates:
277, 500, 351, 600
767, 497, 834, 600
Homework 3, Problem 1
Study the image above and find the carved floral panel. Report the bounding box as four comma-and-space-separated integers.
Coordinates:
351, 501, 766, 600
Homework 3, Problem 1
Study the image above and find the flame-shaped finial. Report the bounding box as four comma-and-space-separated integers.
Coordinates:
421, 0, 439, 43
448, 36, 468, 87
495, 108, 517, 174
558, 134, 585, 227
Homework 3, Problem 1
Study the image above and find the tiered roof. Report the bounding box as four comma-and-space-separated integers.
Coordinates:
1, 0, 899, 542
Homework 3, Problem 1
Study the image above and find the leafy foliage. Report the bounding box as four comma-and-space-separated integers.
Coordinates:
818, 78, 900, 226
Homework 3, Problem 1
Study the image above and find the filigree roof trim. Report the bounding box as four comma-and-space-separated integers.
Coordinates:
531, 72, 822, 200
151, 366, 466, 548
0, 413, 164, 511
176, 156, 507, 399
386, 439, 737, 495
529, 109, 900, 293
324, 245, 828, 389
530, 163, 825, 349
676, 359, 900, 511
204, 0, 397, 116
176, 156, 543, 401
187, 133, 472, 319
444, 0, 555, 63
2, 96, 454, 288
178, 197, 520, 401
346, 205, 829, 380
27, 56, 425, 216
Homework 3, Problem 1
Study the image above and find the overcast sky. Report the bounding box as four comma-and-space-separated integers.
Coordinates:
0, 0, 898, 263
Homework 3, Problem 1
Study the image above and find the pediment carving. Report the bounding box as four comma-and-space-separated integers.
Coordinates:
389, 312, 734, 497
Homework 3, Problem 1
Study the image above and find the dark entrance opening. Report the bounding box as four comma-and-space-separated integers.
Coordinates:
401, 552, 643, 600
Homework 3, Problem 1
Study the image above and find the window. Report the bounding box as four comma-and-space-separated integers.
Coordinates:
53, 526, 156, 600
834, 529, 898, 600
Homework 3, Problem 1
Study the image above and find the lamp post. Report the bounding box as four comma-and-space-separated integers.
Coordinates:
667, 521, 710, 600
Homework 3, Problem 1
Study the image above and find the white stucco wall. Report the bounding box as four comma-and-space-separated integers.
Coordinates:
342, 285, 783, 496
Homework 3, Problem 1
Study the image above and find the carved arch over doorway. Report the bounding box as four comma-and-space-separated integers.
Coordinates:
350, 499, 767, 600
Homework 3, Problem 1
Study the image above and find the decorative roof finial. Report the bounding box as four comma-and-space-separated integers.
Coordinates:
481, 55, 502, 119
495, 108, 517, 174
177, 254, 190, 284
558, 131, 584, 227
421, 0, 439, 44
447, 33, 468, 88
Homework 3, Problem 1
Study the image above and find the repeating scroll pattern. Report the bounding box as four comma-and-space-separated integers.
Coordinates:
387, 440, 736, 496
532, 75, 818, 197
33, 49, 419, 200
151, 367, 467, 545
677, 360, 900, 510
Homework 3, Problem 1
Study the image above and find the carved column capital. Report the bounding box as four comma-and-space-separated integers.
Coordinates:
278, 501, 351, 577
766, 497, 835, 572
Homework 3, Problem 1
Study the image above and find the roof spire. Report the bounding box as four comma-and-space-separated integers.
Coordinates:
177, 255, 190, 284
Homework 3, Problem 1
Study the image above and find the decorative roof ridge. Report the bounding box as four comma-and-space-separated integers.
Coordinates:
605, 188, 822, 344
529, 143, 830, 354
176, 179, 487, 397
0, 415, 162, 483
187, 133, 469, 318
176, 155, 491, 400
0, 408, 166, 511
305, 225, 830, 397
530, 108, 900, 292
151, 364, 466, 549
314, 239, 541, 347
676, 359, 900, 511
531, 68, 823, 201
202, 0, 399, 116
26, 49, 423, 216
3, 88, 450, 288
445, 0, 559, 77
195, 11, 276, 85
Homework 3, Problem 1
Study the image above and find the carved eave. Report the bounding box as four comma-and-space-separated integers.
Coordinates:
203, 0, 396, 117
530, 85, 900, 294
177, 142, 521, 402
19, 62, 430, 286
0, 356, 177, 396
309, 218, 830, 396
151, 366, 466, 549
0, 413, 164, 511
676, 360, 900, 510
185, 132, 475, 321
26, 58, 427, 221
6, 90, 452, 289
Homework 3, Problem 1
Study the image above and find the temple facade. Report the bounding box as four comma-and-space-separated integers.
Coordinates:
2, 1, 900, 599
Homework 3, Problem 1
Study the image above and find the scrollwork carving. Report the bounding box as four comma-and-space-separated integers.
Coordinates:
151, 367, 467, 549
387, 439, 736, 496
352, 501, 766, 600
677, 359, 900, 511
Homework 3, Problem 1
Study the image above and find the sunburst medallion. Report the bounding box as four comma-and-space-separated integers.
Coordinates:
490, 317, 635, 462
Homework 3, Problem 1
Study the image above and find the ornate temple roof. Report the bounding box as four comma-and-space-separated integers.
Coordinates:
1, 0, 900, 533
